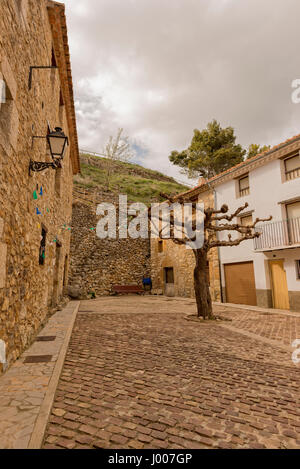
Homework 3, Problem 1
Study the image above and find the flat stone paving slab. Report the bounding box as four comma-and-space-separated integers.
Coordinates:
42, 297, 300, 449
0, 301, 80, 449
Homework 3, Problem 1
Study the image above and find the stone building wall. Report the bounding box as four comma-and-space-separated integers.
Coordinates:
68, 188, 151, 298
151, 190, 221, 301
0, 1, 79, 373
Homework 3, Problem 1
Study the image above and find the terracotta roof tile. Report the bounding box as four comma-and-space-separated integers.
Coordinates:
47, 1, 80, 174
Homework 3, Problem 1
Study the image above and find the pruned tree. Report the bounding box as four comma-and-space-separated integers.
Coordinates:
150, 194, 272, 320
104, 128, 134, 190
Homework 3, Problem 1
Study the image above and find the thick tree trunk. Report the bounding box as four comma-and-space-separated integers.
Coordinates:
193, 249, 213, 319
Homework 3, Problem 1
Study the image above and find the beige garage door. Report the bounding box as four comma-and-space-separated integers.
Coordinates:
224, 262, 257, 306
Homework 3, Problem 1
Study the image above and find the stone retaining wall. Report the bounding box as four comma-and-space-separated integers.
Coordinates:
68, 190, 151, 298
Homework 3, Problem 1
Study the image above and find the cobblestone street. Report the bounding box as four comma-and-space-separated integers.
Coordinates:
42, 297, 300, 449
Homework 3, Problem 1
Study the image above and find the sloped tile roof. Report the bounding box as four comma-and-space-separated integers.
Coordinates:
178, 132, 300, 199
47, 1, 80, 174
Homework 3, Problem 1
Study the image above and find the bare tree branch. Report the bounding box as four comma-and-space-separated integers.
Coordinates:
206, 216, 272, 233
209, 203, 249, 222
208, 232, 261, 248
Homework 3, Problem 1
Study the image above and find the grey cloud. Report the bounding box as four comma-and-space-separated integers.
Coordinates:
64, 0, 300, 182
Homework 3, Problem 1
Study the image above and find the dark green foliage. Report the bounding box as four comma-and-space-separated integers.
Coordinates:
246, 144, 271, 160
169, 120, 246, 179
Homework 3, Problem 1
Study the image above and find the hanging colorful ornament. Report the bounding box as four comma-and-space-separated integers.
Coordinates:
36, 208, 42, 215
33, 190, 38, 200
40, 186, 43, 196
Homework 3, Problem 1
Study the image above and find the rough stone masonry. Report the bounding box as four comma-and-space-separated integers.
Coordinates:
68, 189, 151, 298
0, 0, 80, 374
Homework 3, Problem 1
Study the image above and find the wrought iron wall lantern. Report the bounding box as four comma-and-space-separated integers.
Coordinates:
29, 127, 69, 175
28, 66, 58, 90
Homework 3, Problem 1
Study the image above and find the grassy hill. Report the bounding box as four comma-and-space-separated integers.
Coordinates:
74, 153, 189, 204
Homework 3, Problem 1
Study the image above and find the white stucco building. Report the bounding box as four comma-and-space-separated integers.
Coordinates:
211, 136, 300, 311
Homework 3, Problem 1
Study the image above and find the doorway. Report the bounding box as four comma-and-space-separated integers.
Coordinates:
269, 259, 290, 310
63, 254, 68, 294
224, 261, 257, 306
163, 267, 175, 297
286, 201, 300, 244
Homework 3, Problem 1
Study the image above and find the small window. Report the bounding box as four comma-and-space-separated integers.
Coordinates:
240, 214, 253, 227
238, 176, 250, 197
59, 90, 64, 125
158, 240, 163, 253
296, 261, 300, 279
240, 214, 253, 236
285, 154, 300, 181
164, 267, 174, 284
0, 78, 6, 106
39, 228, 47, 265
51, 48, 57, 67
51, 48, 57, 87
0, 79, 13, 133
59, 90, 64, 107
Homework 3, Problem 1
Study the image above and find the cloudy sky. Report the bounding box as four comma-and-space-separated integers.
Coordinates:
64, 0, 300, 184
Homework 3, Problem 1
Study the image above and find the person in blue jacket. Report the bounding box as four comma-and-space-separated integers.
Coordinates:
142, 275, 152, 292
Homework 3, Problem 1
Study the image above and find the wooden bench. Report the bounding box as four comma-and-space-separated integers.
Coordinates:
112, 285, 144, 295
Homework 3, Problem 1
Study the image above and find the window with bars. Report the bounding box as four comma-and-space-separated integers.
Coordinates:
284, 154, 300, 181
295, 260, 300, 279
239, 214, 253, 237
238, 175, 250, 197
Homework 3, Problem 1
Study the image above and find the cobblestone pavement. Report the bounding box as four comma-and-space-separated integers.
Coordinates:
0, 301, 79, 449
214, 304, 300, 347
43, 297, 300, 449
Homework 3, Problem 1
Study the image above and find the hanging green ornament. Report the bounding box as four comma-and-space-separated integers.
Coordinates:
33, 190, 38, 200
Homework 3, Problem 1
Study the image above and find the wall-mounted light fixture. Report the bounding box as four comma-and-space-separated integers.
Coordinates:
29, 127, 69, 175
28, 66, 58, 90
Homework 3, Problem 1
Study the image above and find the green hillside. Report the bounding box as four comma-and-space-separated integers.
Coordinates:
74, 153, 189, 204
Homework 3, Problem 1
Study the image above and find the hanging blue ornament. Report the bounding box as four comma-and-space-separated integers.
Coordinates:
40, 186, 43, 196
